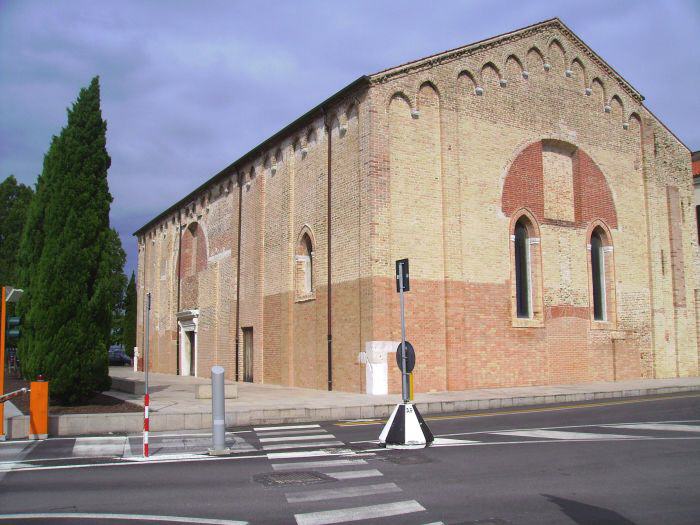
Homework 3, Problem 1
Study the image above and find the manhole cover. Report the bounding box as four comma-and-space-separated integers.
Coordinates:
253, 471, 334, 487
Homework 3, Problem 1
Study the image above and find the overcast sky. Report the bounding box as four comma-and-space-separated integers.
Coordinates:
1, 0, 699, 275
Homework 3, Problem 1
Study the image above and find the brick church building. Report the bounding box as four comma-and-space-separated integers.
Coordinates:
135, 18, 699, 394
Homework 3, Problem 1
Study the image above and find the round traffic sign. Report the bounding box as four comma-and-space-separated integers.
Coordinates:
396, 341, 415, 373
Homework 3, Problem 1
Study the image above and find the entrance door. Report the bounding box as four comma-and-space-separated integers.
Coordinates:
243, 327, 253, 382
186, 331, 196, 376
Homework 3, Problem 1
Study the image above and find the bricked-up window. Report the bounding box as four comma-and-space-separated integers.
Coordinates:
295, 232, 314, 299
514, 220, 531, 318
591, 230, 606, 321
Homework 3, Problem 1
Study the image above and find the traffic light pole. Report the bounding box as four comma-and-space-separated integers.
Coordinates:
398, 263, 409, 404
1, 287, 7, 440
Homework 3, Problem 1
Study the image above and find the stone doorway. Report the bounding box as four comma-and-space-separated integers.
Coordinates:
177, 309, 199, 377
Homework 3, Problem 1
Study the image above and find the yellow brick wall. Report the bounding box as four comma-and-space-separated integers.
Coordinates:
136, 21, 698, 392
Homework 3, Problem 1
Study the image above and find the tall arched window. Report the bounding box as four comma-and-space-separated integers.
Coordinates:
295, 230, 315, 299
590, 228, 606, 321
514, 219, 531, 318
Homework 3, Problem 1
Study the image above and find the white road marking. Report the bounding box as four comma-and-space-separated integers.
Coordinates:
325, 469, 383, 480
271, 459, 367, 471
434, 419, 700, 439
431, 438, 480, 446
0, 462, 35, 471
262, 441, 344, 451
259, 434, 331, 443
123, 453, 209, 462
490, 430, 641, 440
267, 450, 351, 460
294, 500, 425, 525
0, 513, 246, 524
286, 482, 401, 503
0, 453, 270, 473
255, 429, 327, 437
253, 424, 320, 431
72, 436, 128, 457
604, 423, 700, 433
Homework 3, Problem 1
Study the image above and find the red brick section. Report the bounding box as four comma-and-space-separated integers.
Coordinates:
573, 149, 618, 228
373, 276, 639, 394
502, 141, 544, 219
503, 141, 617, 229
176, 225, 208, 278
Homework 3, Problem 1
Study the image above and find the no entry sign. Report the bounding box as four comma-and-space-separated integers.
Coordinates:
396, 341, 415, 373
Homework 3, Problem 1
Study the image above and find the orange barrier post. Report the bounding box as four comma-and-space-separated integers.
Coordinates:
29, 379, 48, 439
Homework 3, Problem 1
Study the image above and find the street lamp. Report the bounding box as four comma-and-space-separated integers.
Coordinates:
6, 287, 23, 303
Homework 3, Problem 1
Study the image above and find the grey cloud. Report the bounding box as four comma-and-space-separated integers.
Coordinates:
1, 0, 698, 275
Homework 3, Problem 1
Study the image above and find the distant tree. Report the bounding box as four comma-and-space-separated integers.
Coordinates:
17, 77, 125, 404
0, 175, 34, 287
123, 272, 137, 357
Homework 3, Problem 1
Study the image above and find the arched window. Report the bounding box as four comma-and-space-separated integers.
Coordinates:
514, 219, 531, 318
510, 212, 542, 326
295, 230, 315, 299
590, 229, 606, 321
587, 223, 616, 326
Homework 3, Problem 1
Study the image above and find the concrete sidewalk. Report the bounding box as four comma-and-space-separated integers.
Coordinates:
4, 366, 700, 438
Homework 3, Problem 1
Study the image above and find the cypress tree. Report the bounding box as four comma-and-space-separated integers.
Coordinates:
123, 272, 137, 357
0, 175, 34, 286
17, 77, 125, 404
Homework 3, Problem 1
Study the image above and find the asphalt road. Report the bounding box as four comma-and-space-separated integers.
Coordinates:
1, 392, 699, 525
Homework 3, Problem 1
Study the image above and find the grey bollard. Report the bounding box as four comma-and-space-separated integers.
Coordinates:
209, 365, 230, 455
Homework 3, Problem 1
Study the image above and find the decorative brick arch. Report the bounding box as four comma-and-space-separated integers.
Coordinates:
177, 222, 208, 278
501, 140, 617, 228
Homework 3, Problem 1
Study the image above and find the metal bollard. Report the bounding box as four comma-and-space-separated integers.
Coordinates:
208, 366, 230, 455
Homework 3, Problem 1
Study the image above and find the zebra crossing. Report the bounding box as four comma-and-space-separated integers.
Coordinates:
427, 420, 700, 447
251, 423, 441, 525
0, 431, 253, 471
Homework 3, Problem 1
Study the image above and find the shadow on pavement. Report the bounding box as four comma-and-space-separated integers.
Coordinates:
543, 494, 636, 524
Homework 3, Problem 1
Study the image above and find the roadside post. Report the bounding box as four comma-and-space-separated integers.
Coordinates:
29, 376, 48, 439
208, 366, 230, 455
143, 292, 151, 458
379, 259, 434, 449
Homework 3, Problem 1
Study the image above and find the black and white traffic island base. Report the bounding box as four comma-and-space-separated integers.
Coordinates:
379, 402, 434, 449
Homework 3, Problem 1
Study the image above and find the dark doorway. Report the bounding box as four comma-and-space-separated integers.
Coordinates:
243, 327, 254, 382
186, 331, 196, 376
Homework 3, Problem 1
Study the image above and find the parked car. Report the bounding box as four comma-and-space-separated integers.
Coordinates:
108, 346, 132, 366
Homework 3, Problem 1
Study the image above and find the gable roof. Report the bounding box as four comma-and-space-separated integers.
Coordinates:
369, 18, 644, 103
136, 18, 687, 236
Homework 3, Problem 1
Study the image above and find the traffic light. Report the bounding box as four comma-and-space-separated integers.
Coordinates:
6, 316, 20, 340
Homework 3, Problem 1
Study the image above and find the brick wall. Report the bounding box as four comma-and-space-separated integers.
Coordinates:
136, 20, 699, 393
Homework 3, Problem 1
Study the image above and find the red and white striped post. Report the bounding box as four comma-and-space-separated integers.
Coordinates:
143, 392, 149, 457
143, 292, 151, 458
